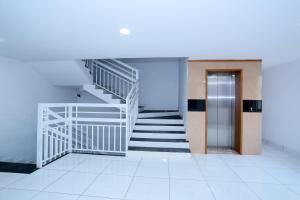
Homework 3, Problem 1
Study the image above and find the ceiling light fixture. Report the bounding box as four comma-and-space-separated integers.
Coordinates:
120, 28, 130, 35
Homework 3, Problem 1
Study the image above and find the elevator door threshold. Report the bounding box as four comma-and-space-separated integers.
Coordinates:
207, 147, 238, 154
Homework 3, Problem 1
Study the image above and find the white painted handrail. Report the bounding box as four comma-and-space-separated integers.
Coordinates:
36, 85, 139, 168
37, 103, 128, 168
109, 59, 139, 80
36, 60, 139, 168
84, 59, 139, 100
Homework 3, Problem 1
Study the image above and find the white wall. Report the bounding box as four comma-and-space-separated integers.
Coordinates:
30, 60, 92, 86
263, 60, 300, 155
122, 58, 180, 110
178, 58, 188, 126
0, 56, 77, 164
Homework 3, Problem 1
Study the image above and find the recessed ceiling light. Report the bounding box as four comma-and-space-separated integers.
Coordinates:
120, 28, 130, 35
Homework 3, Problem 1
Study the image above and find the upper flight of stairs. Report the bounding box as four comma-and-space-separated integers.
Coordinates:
81, 84, 124, 104
128, 110, 190, 153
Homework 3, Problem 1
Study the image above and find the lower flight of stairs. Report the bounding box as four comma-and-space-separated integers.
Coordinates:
128, 110, 190, 153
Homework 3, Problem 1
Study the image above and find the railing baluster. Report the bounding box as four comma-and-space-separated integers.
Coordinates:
108, 125, 111, 151
96, 126, 99, 150
92, 125, 94, 150
119, 125, 121, 152
50, 130, 53, 160
102, 126, 104, 151
86, 125, 88, 149
81, 125, 83, 150
114, 126, 116, 151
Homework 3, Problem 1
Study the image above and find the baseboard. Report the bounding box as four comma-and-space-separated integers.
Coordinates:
263, 138, 300, 159
0, 162, 37, 174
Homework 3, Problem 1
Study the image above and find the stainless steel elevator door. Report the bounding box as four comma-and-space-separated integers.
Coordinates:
207, 72, 236, 150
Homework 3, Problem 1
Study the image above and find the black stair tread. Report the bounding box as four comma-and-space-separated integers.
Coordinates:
135, 123, 184, 126
139, 116, 183, 119
138, 115, 182, 119
133, 130, 185, 134
140, 110, 179, 113
130, 138, 187, 142
128, 146, 190, 153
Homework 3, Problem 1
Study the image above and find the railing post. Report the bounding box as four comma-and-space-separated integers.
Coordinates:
68, 105, 73, 153
125, 102, 129, 153
36, 104, 43, 168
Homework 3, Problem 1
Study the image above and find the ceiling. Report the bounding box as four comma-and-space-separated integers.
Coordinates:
0, 0, 299, 67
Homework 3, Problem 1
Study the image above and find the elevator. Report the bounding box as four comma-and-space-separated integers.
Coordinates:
206, 71, 242, 153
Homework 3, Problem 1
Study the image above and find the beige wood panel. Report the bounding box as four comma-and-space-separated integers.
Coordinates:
187, 112, 206, 153
242, 113, 262, 154
188, 61, 262, 100
188, 62, 206, 99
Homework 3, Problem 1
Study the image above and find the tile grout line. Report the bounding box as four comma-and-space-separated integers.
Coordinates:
191, 155, 217, 200
123, 157, 143, 200
260, 166, 300, 197
16, 155, 89, 200
76, 158, 115, 200
36, 155, 88, 196
2, 173, 29, 189
219, 155, 263, 200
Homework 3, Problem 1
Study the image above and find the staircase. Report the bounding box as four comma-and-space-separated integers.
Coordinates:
128, 110, 190, 153
37, 59, 191, 168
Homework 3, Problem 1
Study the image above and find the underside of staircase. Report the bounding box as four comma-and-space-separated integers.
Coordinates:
129, 110, 190, 153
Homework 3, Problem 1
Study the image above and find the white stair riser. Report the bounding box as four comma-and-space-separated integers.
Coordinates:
138, 112, 180, 118
131, 133, 186, 139
136, 119, 183, 125
82, 84, 121, 104
134, 125, 184, 131
129, 141, 189, 148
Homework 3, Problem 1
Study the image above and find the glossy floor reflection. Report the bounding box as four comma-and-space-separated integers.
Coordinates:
1, 145, 300, 200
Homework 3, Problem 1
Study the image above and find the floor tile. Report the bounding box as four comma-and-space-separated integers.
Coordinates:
264, 167, 300, 185
0, 172, 26, 187
208, 181, 259, 200
0, 188, 38, 200
194, 154, 225, 167
31, 191, 78, 200
78, 196, 115, 200
102, 160, 139, 176
222, 155, 289, 168
72, 159, 111, 174
231, 166, 279, 183
201, 166, 242, 182
126, 177, 169, 200
170, 179, 214, 200
44, 156, 86, 171
135, 158, 169, 178
84, 174, 132, 199
287, 184, 300, 196
44, 171, 97, 195
7, 169, 66, 191
247, 183, 300, 200
169, 159, 203, 180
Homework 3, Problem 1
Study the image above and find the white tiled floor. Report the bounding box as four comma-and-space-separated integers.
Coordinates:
1, 145, 300, 200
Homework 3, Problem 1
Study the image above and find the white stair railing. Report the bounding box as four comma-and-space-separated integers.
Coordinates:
84, 59, 138, 100
37, 59, 139, 168
37, 103, 127, 168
